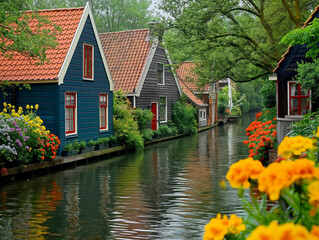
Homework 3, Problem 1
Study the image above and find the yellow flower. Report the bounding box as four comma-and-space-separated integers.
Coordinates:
308, 181, 319, 216
8, 104, 11, 108
3, 102, 7, 107
3, 108, 7, 113
258, 159, 317, 201
311, 226, 319, 238
35, 104, 39, 110
203, 214, 245, 240
31, 105, 34, 109
26, 105, 30, 109
228, 214, 246, 234
278, 136, 315, 159
226, 157, 264, 189
247, 221, 313, 240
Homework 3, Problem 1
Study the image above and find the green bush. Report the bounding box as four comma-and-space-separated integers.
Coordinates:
172, 99, 197, 134
113, 90, 144, 149
132, 108, 153, 130
260, 80, 276, 108
141, 129, 154, 141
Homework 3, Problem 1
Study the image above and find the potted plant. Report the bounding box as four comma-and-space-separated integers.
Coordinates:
62, 141, 80, 157
95, 137, 109, 150
80, 140, 93, 153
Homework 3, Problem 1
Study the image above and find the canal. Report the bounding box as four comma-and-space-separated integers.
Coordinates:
0, 113, 255, 240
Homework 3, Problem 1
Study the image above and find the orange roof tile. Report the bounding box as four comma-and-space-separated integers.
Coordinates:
179, 79, 206, 106
0, 7, 85, 82
176, 62, 209, 92
274, 5, 319, 72
99, 29, 152, 93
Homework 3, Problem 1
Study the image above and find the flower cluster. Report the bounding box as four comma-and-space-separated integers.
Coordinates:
204, 214, 245, 240
205, 127, 319, 240
0, 103, 60, 165
226, 157, 264, 188
278, 136, 315, 160
243, 111, 277, 163
34, 134, 61, 161
247, 221, 318, 240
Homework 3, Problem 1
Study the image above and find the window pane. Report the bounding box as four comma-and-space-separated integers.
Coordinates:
290, 84, 298, 96
299, 88, 308, 96
300, 98, 309, 108
291, 98, 298, 108
157, 63, 164, 84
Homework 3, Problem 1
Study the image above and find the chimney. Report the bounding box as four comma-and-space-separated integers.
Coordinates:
146, 21, 158, 42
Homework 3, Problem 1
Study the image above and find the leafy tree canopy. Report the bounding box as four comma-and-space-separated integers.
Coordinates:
0, 0, 61, 64
32, 0, 155, 33
161, 0, 317, 84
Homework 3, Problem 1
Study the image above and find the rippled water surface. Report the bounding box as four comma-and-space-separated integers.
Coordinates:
0, 114, 255, 239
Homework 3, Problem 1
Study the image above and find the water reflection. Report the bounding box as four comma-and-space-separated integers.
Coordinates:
0, 113, 255, 239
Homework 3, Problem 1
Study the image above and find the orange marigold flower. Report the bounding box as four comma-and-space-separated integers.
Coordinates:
226, 157, 265, 189
308, 180, 319, 216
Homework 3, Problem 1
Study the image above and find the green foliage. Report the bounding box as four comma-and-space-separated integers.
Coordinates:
141, 129, 154, 141
260, 80, 277, 109
0, 1, 61, 64
97, 137, 109, 145
281, 18, 319, 60
172, 99, 197, 134
153, 125, 179, 138
257, 107, 277, 122
218, 86, 246, 116
113, 90, 144, 149
237, 80, 263, 112
289, 112, 319, 137
132, 107, 153, 131
32, 0, 155, 33
162, 0, 316, 84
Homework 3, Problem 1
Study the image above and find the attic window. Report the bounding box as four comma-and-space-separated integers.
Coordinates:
83, 44, 94, 80
289, 82, 310, 115
157, 63, 165, 85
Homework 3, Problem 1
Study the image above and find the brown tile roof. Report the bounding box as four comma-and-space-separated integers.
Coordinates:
274, 5, 319, 72
0, 7, 85, 82
99, 29, 152, 93
176, 62, 209, 92
178, 79, 206, 106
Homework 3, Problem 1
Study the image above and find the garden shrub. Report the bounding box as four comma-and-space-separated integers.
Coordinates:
172, 99, 197, 134
113, 90, 144, 149
132, 107, 153, 130
141, 129, 154, 141
0, 103, 60, 165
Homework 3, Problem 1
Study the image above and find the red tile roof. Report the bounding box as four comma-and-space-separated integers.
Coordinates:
0, 7, 85, 82
274, 5, 319, 72
176, 62, 209, 92
178, 79, 206, 106
99, 29, 152, 93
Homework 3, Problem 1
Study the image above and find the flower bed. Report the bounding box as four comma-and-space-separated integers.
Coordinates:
204, 131, 319, 240
0, 103, 60, 168
243, 110, 277, 164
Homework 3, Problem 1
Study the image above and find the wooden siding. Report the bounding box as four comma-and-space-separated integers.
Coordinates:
135, 45, 180, 125
58, 16, 113, 150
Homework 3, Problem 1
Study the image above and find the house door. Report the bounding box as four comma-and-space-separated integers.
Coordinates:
151, 102, 158, 130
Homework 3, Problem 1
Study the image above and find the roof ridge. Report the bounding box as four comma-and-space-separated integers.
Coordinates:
24, 6, 85, 13
100, 28, 148, 35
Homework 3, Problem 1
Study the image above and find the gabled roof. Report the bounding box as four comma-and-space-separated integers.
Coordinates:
176, 62, 209, 92
179, 79, 206, 107
99, 29, 152, 93
273, 5, 319, 73
0, 3, 113, 90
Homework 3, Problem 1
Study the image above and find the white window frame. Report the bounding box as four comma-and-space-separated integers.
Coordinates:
199, 108, 206, 120
65, 92, 78, 136
287, 81, 311, 116
157, 62, 165, 85
83, 43, 94, 80
99, 93, 108, 131
159, 96, 167, 123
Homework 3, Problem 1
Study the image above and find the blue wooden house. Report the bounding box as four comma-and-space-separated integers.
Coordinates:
271, 5, 319, 143
0, 3, 114, 153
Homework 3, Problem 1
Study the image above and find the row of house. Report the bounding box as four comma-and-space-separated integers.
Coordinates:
0, 3, 218, 153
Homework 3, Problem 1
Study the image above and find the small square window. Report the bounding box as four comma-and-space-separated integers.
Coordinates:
65, 92, 77, 135
159, 96, 167, 122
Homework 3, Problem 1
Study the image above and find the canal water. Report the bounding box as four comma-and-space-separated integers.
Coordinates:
0, 113, 255, 240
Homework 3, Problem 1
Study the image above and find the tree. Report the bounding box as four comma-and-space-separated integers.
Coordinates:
0, 1, 60, 64
161, 0, 317, 84
32, 0, 155, 33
